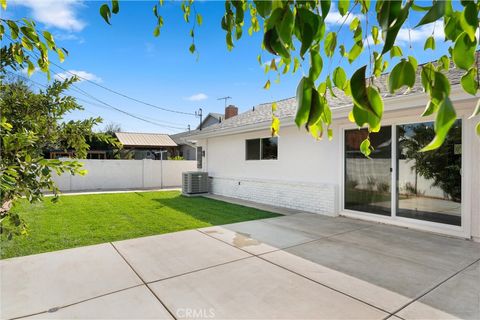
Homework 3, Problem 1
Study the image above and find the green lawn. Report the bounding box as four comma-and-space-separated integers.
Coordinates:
0, 191, 280, 259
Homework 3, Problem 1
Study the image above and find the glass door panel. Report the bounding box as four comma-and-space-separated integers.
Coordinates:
344, 126, 392, 216
396, 120, 462, 226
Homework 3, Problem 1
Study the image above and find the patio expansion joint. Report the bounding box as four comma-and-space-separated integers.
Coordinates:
108, 242, 179, 320
391, 256, 480, 318
196, 225, 392, 316
145, 254, 255, 286
11, 284, 145, 320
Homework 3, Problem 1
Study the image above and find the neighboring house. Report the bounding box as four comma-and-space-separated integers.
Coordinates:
172, 106, 238, 160
115, 132, 177, 160
198, 112, 224, 130
185, 63, 480, 242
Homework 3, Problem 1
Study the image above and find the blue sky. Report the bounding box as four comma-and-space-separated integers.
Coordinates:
4, 1, 452, 134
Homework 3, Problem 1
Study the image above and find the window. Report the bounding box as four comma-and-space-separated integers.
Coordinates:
261, 137, 278, 160
245, 137, 278, 160
246, 139, 260, 160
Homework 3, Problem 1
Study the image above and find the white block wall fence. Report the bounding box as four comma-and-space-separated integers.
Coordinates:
209, 176, 337, 215
53, 159, 197, 192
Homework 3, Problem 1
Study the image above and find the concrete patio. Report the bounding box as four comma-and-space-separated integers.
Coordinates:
1, 212, 479, 319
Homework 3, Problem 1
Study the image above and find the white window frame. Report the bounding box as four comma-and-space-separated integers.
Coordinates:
245, 137, 278, 161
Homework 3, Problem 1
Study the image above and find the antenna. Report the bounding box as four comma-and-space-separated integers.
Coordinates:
217, 96, 232, 108
195, 108, 203, 131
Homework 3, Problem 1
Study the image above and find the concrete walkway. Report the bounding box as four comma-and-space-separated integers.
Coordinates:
2, 213, 480, 319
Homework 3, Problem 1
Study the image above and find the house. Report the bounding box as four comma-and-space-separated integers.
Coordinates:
184, 62, 480, 242
171, 106, 238, 160
198, 112, 224, 129
114, 132, 177, 160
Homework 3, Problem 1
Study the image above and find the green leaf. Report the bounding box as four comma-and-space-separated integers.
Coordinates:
196, 13, 203, 26
308, 48, 323, 81
189, 43, 195, 54
460, 2, 477, 41
437, 55, 450, 71
421, 97, 457, 151
324, 32, 336, 57
321, 0, 331, 18
111, 0, 119, 14
388, 59, 416, 93
327, 128, 333, 140
295, 77, 314, 127
470, 99, 480, 119
56, 48, 65, 63
42, 31, 55, 48
371, 26, 380, 45
416, 0, 445, 27
226, 32, 234, 51
349, 17, 360, 31
21, 37, 33, 50
360, 138, 372, 157
254, 0, 272, 18
348, 43, 363, 63
461, 67, 478, 95
350, 66, 383, 122
7, 20, 19, 39
100, 4, 112, 24
424, 36, 435, 50
27, 60, 35, 76
366, 86, 384, 129
444, 12, 463, 42
408, 55, 418, 71
299, 23, 314, 58
278, 7, 294, 45
333, 66, 347, 90
476, 122, 480, 136
431, 71, 451, 102
307, 89, 324, 127
390, 46, 403, 58
422, 100, 439, 117
263, 79, 271, 90
338, 0, 350, 16
452, 32, 477, 70
381, 1, 411, 55
293, 57, 300, 73
153, 25, 160, 37
1, 0, 6, 10
412, 3, 431, 11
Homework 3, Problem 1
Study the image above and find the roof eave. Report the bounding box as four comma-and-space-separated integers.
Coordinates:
186, 85, 476, 140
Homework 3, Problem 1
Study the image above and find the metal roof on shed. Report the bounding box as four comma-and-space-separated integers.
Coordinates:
115, 132, 177, 147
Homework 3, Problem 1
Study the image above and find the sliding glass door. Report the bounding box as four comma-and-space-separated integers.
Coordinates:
344, 126, 392, 216
344, 120, 462, 227
396, 120, 462, 226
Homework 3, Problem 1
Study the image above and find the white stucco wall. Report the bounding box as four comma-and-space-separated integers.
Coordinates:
53, 159, 197, 192
203, 125, 341, 215
206, 125, 341, 184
